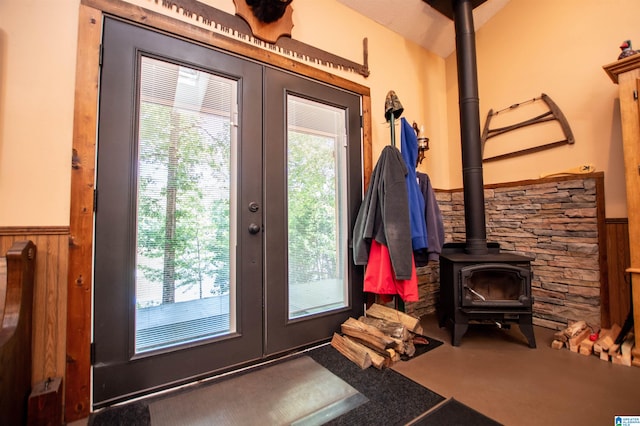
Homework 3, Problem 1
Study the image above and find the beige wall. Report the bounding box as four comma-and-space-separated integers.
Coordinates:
124, 0, 451, 185
0, 0, 79, 226
0, 0, 637, 224
446, 0, 640, 217
0, 0, 447, 227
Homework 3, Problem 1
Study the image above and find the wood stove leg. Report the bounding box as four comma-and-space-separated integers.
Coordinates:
519, 316, 536, 348
452, 322, 468, 346
437, 306, 447, 328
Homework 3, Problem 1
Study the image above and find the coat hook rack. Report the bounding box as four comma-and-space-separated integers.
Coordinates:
413, 121, 429, 165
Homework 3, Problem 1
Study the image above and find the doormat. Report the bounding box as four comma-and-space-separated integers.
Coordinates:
149, 356, 367, 426
305, 343, 444, 425
411, 398, 503, 426
89, 337, 445, 426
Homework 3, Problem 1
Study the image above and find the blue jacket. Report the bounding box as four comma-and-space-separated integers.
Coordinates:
400, 118, 428, 251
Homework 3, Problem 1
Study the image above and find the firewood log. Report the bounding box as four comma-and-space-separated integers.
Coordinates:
553, 331, 568, 343
579, 338, 594, 356
386, 348, 400, 362
609, 343, 621, 356
564, 320, 587, 338
357, 316, 409, 341
365, 303, 421, 334
612, 333, 634, 367
593, 327, 611, 354
595, 323, 621, 353
341, 317, 395, 352
569, 327, 590, 352
342, 335, 388, 369
357, 315, 423, 357
330, 333, 371, 369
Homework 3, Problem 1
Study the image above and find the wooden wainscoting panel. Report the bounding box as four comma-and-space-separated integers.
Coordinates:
0, 228, 69, 387
605, 219, 631, 328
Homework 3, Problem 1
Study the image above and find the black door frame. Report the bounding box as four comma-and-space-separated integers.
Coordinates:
92, 16, 364, 407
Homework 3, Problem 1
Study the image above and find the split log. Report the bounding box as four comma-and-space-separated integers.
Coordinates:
342, 335, 388, 370
357, 315, 418, 356
358, 316, 410, 341
595, 323, 621, 353
366, 303, 422, 334
612, 334, 634, 367
564, 320, 587, 338
568, 327, 590, 352
330, 333, 371, 369
579, 338, 594, 356
395, 337, 416, 357
593, 328, 611, 354
551, 340, 564, 350
553, 331, 568, 343
554, 320, 588, 344
341, 317, 395, 352
386, 348, 400, 362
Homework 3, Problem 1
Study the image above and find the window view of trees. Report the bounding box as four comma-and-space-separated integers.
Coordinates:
287, 131, 340, 286
134, 60, 347, 324
286, 95, 348, 318
136, 102, 232, 308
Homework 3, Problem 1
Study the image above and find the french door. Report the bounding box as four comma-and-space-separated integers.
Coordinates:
92, 17, 364, 407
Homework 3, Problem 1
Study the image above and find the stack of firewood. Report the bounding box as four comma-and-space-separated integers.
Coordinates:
551, 320, 639, 367
330, 303, 429, 370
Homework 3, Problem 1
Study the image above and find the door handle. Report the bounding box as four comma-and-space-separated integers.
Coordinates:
248, 223, 261, 234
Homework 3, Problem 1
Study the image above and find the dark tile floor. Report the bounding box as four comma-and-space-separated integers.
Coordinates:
393, 314, 640, 426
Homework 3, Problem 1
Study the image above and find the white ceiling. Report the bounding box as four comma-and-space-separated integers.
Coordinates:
336, 0, 510, 58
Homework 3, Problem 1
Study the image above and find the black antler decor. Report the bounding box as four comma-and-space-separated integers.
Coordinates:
245, 0, 293, 23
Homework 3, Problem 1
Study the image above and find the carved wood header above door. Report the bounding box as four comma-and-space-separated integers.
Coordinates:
151, 0, 369, 77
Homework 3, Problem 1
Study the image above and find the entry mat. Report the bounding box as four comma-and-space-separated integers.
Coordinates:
89, 340, 446, 425
149, 356, 367, 426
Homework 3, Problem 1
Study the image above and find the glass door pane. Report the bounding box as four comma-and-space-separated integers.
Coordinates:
287, 95, 348, 319
135, 56, 237, 353
263, 67, 364, 355
94, 17, 263, 406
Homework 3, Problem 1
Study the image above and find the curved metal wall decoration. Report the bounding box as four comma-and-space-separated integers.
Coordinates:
481, 93, 575, 162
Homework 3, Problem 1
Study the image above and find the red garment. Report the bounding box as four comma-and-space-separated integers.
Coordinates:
364, 239, 419, 302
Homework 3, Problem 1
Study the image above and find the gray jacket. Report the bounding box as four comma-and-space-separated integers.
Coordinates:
352, 145, 413, 280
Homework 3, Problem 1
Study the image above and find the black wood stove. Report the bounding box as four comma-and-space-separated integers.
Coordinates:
439, 243, 536, 347
425, 0, 536, 347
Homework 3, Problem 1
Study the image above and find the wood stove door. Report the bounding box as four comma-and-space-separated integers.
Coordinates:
460, 263, 532, 308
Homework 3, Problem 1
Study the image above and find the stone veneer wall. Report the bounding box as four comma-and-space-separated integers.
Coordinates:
405, 174, 605, 331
